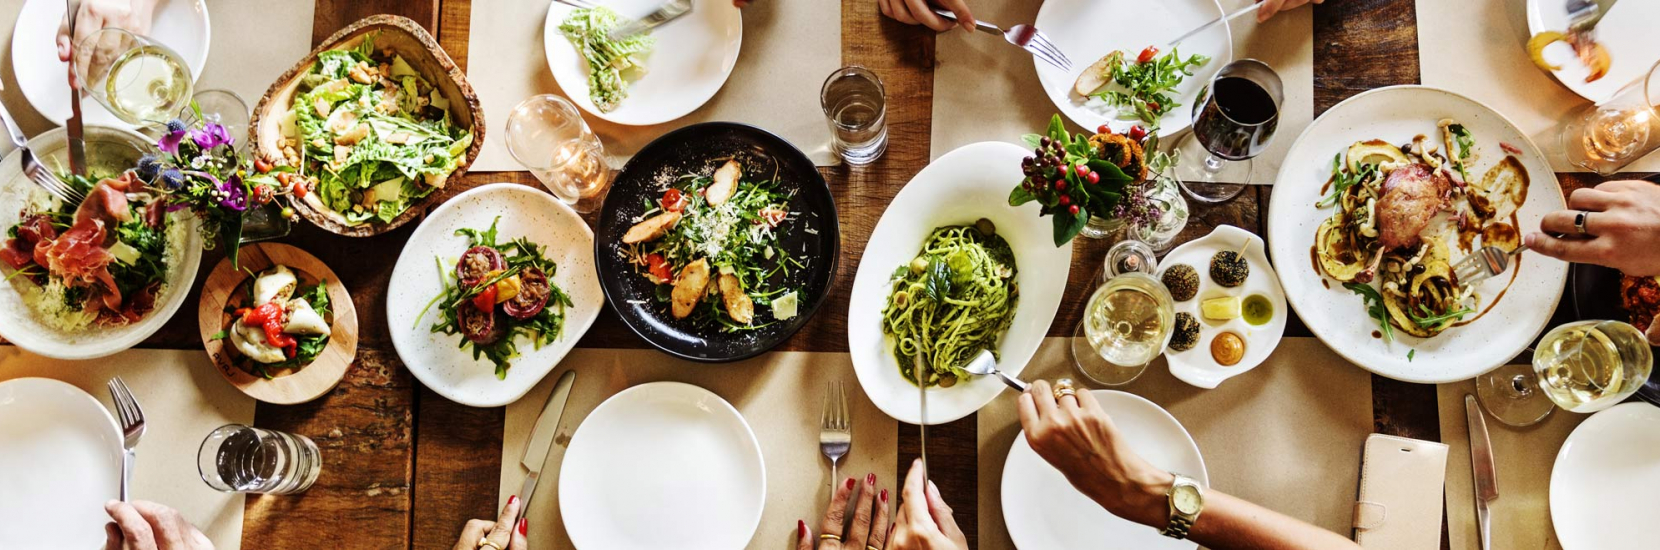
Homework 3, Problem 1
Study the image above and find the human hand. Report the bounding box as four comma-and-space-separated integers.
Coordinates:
1256, 0, 1325, 22
102, 500, 213, 550
1017, 379, 1173, 528
734, 0, 752, 6
796, 473, 891, 550
57, 0, 157, 62
1528, 180, 1660, 277
886, 459, 967, 550
451, 495, 528, 550
877, 0, 976, 33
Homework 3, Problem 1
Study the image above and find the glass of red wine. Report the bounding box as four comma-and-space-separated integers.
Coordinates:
1172, 59, 1283, 203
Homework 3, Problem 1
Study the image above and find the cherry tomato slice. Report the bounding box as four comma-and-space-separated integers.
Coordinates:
663, 189, 687, 212
646, 253, 672, 282
1137, 46, 1159, 64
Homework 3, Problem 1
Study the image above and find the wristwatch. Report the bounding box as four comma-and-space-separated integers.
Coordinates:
1160, 473, 1204, 540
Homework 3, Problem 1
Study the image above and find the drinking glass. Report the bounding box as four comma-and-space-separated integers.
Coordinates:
1173, 59, 1283, 203
1072, 272, 1175, 386
74, 28, 193, 125
1559, 59, 1660, 175
180, 89, 250, 153
1098, 239, 1158, 284
505, 94, 613, 213
1478, 320, 1654, 427
821, 66, 888, 165
197, 424, 321, 495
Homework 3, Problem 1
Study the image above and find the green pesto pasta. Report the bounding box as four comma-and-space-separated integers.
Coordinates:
881, 224, 1019, 388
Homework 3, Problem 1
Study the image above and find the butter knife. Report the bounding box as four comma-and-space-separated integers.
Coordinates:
64, 0, 87, 176
912, 355, 928, 489
519, 370, 577, 511
1464, 394, 1498, 550
1168, 2, 1260, 47
607, 0, 692, 42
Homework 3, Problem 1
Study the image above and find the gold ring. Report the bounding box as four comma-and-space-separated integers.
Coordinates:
1053, 378, 1077, 400
820, 533, 842, 541
477, 539, 503, 550
868, 546, 880, 550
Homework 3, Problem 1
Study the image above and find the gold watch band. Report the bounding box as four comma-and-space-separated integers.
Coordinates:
1160, 515, 1194, 539
1161, 473, 1202, 540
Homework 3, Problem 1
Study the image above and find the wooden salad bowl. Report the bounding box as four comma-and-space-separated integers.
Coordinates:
249, 15, 484, 237
197, 243, 359, 404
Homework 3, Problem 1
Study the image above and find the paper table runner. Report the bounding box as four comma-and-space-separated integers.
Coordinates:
1436, 378, 1583, 550
1415, 0, 1660, 173
498, 348, 898, 550
930, 0, 1314, 187
466, 0, 841, 171
977, 337, 1373, 549
0, 346, 257, 550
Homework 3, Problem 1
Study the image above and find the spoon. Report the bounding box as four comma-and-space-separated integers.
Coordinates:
962, 350, 1030, 392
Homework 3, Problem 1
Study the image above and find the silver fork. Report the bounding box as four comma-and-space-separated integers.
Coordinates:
107, 377, 146, 502
1453, 245, 1529, 286
0, 81, 83, 205
819, 380, 852, 487
933, 9, 1072, 72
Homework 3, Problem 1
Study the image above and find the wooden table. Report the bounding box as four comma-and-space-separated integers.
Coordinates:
112, 0, 1623, 548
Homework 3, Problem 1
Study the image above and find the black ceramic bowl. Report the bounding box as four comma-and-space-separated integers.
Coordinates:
594, 123, 840, 362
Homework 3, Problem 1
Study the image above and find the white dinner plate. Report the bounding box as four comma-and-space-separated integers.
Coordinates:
1034, 0, 1231, 138
544, 0, 742, 125
1002, 390, 1207, 549
386, 184, 604, 407
1266, 85, 1567, 384
1549, 402, 1660, 550
560, 382, 765, 550
1527, 0, 1660, 103
0, 126, 202, 359
847, 141, 1073, 425
11, 0, 210, 128
0, 378, 123, 549
1158, 225, 1287, 389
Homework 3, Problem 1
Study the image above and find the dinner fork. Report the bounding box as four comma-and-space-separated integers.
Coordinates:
0, 81, 83, 205
107, 377, 146, 502
932, 9, 1073, 72
1453, 245, 1529, 287
819, 380, 852, 487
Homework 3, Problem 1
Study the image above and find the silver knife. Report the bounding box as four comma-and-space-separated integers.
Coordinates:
913, 355, 928, 488
607, 0, 692, 42
518, 370, 578, 511
1464, 394, 1498, 550
64, 0, 87, 177
1168, 2, 1261, 47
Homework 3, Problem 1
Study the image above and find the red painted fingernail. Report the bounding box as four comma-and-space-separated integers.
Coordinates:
798, 519, 807, 537
518, 517, 528, 536
866, 472, 876, 485
881, 489, 889, 502
508, 495, 518, 506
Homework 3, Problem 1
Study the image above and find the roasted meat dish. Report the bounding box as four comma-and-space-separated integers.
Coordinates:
1376, 163, 1452, 250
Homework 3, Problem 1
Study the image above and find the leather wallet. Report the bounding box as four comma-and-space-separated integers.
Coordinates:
1353, 434, 1448, 550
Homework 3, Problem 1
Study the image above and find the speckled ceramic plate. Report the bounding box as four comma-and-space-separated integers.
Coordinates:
1157, 225, 1287, 389
1266, 85, 1567, 384
387, 183, 603, 407
593, 122, 838, 363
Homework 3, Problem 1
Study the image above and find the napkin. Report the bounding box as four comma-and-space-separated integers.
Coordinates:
977, 337, 1373, 549
0, 346, 256, 550
1437, 378, 1584, 550
498, 348, 898, 550
465, 0, 841, 171
1415, 0, 1660, 173
930, 0, 1315, 187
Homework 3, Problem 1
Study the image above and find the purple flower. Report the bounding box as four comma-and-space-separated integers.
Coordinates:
157, 129, 188, 154
216, 174, 247, 212
191, 122, 233, 150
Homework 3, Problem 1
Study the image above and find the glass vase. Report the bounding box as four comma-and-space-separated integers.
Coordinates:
1078, 215, 1125, 240
1132, 177, 1190, 253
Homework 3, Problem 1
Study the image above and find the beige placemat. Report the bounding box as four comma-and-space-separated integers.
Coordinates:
194, 0, 317, 111
977, 337, 1373, 549
466, 0, 840, 171
930, 0, 1314, 187
498, 348, 898, 550
1415, 0, 1660, 173
0, 346, 256, 550
1437, 378, 1583, 550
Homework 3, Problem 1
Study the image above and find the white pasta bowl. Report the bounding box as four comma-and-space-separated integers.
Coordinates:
847, 141, 1073, 425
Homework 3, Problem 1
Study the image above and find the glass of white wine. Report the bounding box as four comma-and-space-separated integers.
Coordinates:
1559, 59, 1660, 175
73, 28, 193, 125
1072, 272, 1175, 386
1478, 320, 1654, 427
506, 94, 613, 213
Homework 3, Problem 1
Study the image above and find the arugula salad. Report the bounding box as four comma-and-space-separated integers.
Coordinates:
213, 265, 333, 378
620, 160, 803, 330
419, 217, 573, 379
560, 7, 656, 113
282, 33, 473, 226
1073, 46, 1211, 128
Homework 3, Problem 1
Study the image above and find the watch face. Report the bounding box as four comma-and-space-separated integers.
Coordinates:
1172, 485, 1202, 514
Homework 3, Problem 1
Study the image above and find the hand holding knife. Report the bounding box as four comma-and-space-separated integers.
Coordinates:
518, 370, 578, 512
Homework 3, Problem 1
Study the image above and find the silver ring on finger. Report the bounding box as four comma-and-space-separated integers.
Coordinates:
1573, 211, 1591, 235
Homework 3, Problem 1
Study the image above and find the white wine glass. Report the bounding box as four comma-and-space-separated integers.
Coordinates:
505, 94, 613, 213
1478, 320, 1654, 427
1071, 272, 1175, 386
73, 28, 194, 125
1559, 59, 1660, 175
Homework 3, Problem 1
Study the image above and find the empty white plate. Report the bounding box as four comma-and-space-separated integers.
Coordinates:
0, 377, 123, 549
560, 382, 765, 550
1550, 402, 1660, 550
1002, 390, 1207, 549
11, 0, 210, 128
544, 0, 742, 125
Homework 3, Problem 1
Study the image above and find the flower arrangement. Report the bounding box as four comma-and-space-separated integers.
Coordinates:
1011, 115, 1188, 247
132, 105, 309, 264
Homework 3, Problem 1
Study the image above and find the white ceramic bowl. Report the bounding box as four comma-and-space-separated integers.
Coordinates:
0, 378, 123, 549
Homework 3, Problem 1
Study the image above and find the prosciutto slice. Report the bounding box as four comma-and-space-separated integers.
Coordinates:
27, 175, 143, 315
